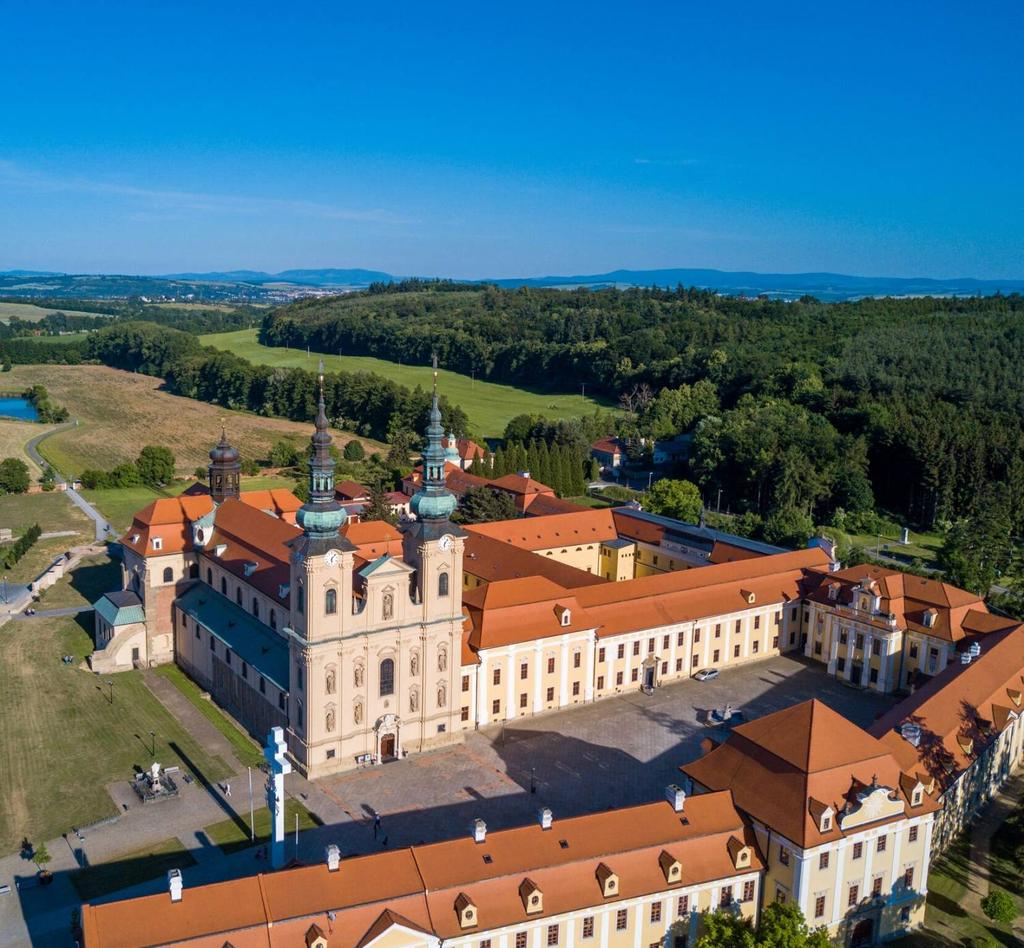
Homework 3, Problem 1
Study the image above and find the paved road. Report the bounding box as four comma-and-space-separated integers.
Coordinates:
23, 422, 114, 544
11, 606, 91, 621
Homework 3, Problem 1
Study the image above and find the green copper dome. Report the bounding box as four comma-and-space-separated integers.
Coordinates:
411, 361, 457, 523
298, 362, 344, 539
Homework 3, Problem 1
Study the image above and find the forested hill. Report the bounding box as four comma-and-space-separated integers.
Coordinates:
261, 284, 1024, 529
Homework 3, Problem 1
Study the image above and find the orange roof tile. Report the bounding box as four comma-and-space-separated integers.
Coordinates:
466, 509, 619, 550
681, 700, 940, 848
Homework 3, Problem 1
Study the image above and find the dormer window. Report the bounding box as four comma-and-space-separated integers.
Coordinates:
455, 892, 478, 929
556, 605, 572, 627
519, 878, 543, 914
911, 787, 923, 807
923, 609, 937, 629
151, 537, 163, 551
243, 561, 258, 577
659, 850, 682, 884
827, 584, 839, 602
130, 533, 140, 544
822, 815, 832, 832
595, 863, 619, 897
740, 589, 755, 604
727, 837, 752, 869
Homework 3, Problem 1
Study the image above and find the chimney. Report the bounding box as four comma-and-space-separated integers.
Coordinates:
472, 818, 487, 843
665, 784, 686, 812
326, 843, 341, 871
538, 807, 553, 830
168, 868, 183, 903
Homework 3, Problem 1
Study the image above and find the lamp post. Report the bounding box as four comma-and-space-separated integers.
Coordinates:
105, 679, 113, 705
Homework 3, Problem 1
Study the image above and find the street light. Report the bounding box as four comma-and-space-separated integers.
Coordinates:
105, 679, 113, 705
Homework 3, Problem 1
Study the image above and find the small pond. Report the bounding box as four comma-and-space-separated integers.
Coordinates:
0, 397, 38, 421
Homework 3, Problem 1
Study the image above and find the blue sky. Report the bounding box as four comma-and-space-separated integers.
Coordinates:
1, 1, 1021, 278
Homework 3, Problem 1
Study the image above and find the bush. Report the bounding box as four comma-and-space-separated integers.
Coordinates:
269, 440, 300, 468
343, 439, 366, 461
80, 468, 112, 490
1, 524, 41, 570
981, 889, 1017, 924
240, 458, 260, 476
136, 445, 175, 486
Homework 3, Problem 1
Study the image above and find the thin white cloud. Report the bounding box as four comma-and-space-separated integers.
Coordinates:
0, 159, 413, 225
633, 157, 702, 167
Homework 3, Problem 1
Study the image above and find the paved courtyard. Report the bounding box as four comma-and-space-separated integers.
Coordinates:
309, 653, 896, 852
0, 654, 894, 947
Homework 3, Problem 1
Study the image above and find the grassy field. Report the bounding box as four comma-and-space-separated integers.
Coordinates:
0, 301, 113, 323
200, 329, 614, 439
70, 837, 196, 901
202, 798, 321, 855
0, 491, 90, 534
847, 527, 943, 571
152, 663, 263, 769
38, 553, 120, 608
0, 418, 55, 476
0, 613, 230, 854
2, 364, 379, 481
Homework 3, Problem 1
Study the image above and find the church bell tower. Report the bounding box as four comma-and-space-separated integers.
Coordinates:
208, 427, 241, 504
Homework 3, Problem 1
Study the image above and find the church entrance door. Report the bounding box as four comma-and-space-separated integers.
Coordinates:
380, 734, 396, 760
850, 919, 874, 947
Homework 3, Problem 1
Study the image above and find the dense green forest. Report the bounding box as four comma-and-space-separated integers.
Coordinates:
261, 283, 1024, 532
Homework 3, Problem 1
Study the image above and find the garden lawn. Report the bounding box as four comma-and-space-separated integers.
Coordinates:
81, 482, 192, 534
201, 329, 614, 439
152, 663, 263, 770
0, 614, 230, 855
37, 553, 120, 609
202, 798, 321, 855
70, 837, 196, 901
0, 490, 91, 534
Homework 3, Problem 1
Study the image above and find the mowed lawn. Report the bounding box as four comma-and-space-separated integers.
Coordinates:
0, 613, 231, 855
3, 364, 380, 480
0, 492, 94, 583
201, 329, 613, 438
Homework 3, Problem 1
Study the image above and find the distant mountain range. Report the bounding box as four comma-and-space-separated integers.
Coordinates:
2, 266, 1023, 302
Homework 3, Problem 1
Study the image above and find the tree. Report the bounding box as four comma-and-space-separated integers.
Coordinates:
694, 910, 755, 948
981, 889, 1017, 924
40, 465, 57, 491
645, 479, 703, 522
110, 461, 141, 488
32, 841, 52, 873
270, 439, 300, 468
763, 505, 814, 547
364, 481, 398, 525
136, 445, 175, 486
386, 429, 416, 471
756, 901, 831, 948
344, 439, 366, 461
241, 458, 260, 476
455, 485, 517, 524
588, 457, 601, 482
0, 457, 30, 494
939, 483, 1014, 594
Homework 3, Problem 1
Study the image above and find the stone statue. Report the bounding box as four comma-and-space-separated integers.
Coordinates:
409, 689, 419, 712
325, 706, 336, 732
437, 683, 447, 707
382, 591, 394, 621
354, 663, 364, 687
353, 701, 363, 725
325, 667, 336, 695
437, 646, 447, 672
410, 651, 419, 676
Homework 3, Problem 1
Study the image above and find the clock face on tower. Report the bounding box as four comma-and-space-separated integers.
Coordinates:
438, 534, 454, 553
324, 549, 340, 567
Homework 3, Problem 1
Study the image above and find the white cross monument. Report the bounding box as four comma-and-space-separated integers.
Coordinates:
264, 726, 292, 870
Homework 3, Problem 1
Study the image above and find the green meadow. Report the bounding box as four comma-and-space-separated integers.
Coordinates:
200, 329, 613, 439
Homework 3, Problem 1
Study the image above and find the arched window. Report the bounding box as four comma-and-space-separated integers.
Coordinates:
379, 658, 395, 697
220, 577, 227, 595
235, 587, 242, 606
163, 566, 173, 583
438, 571, 449, 598
206, 568, 212, 585
325, 588, 337, 615
297, 584, 304, 614
252, 598, 259, 619
269, 609, 277, 630
188, 563, 198, 579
